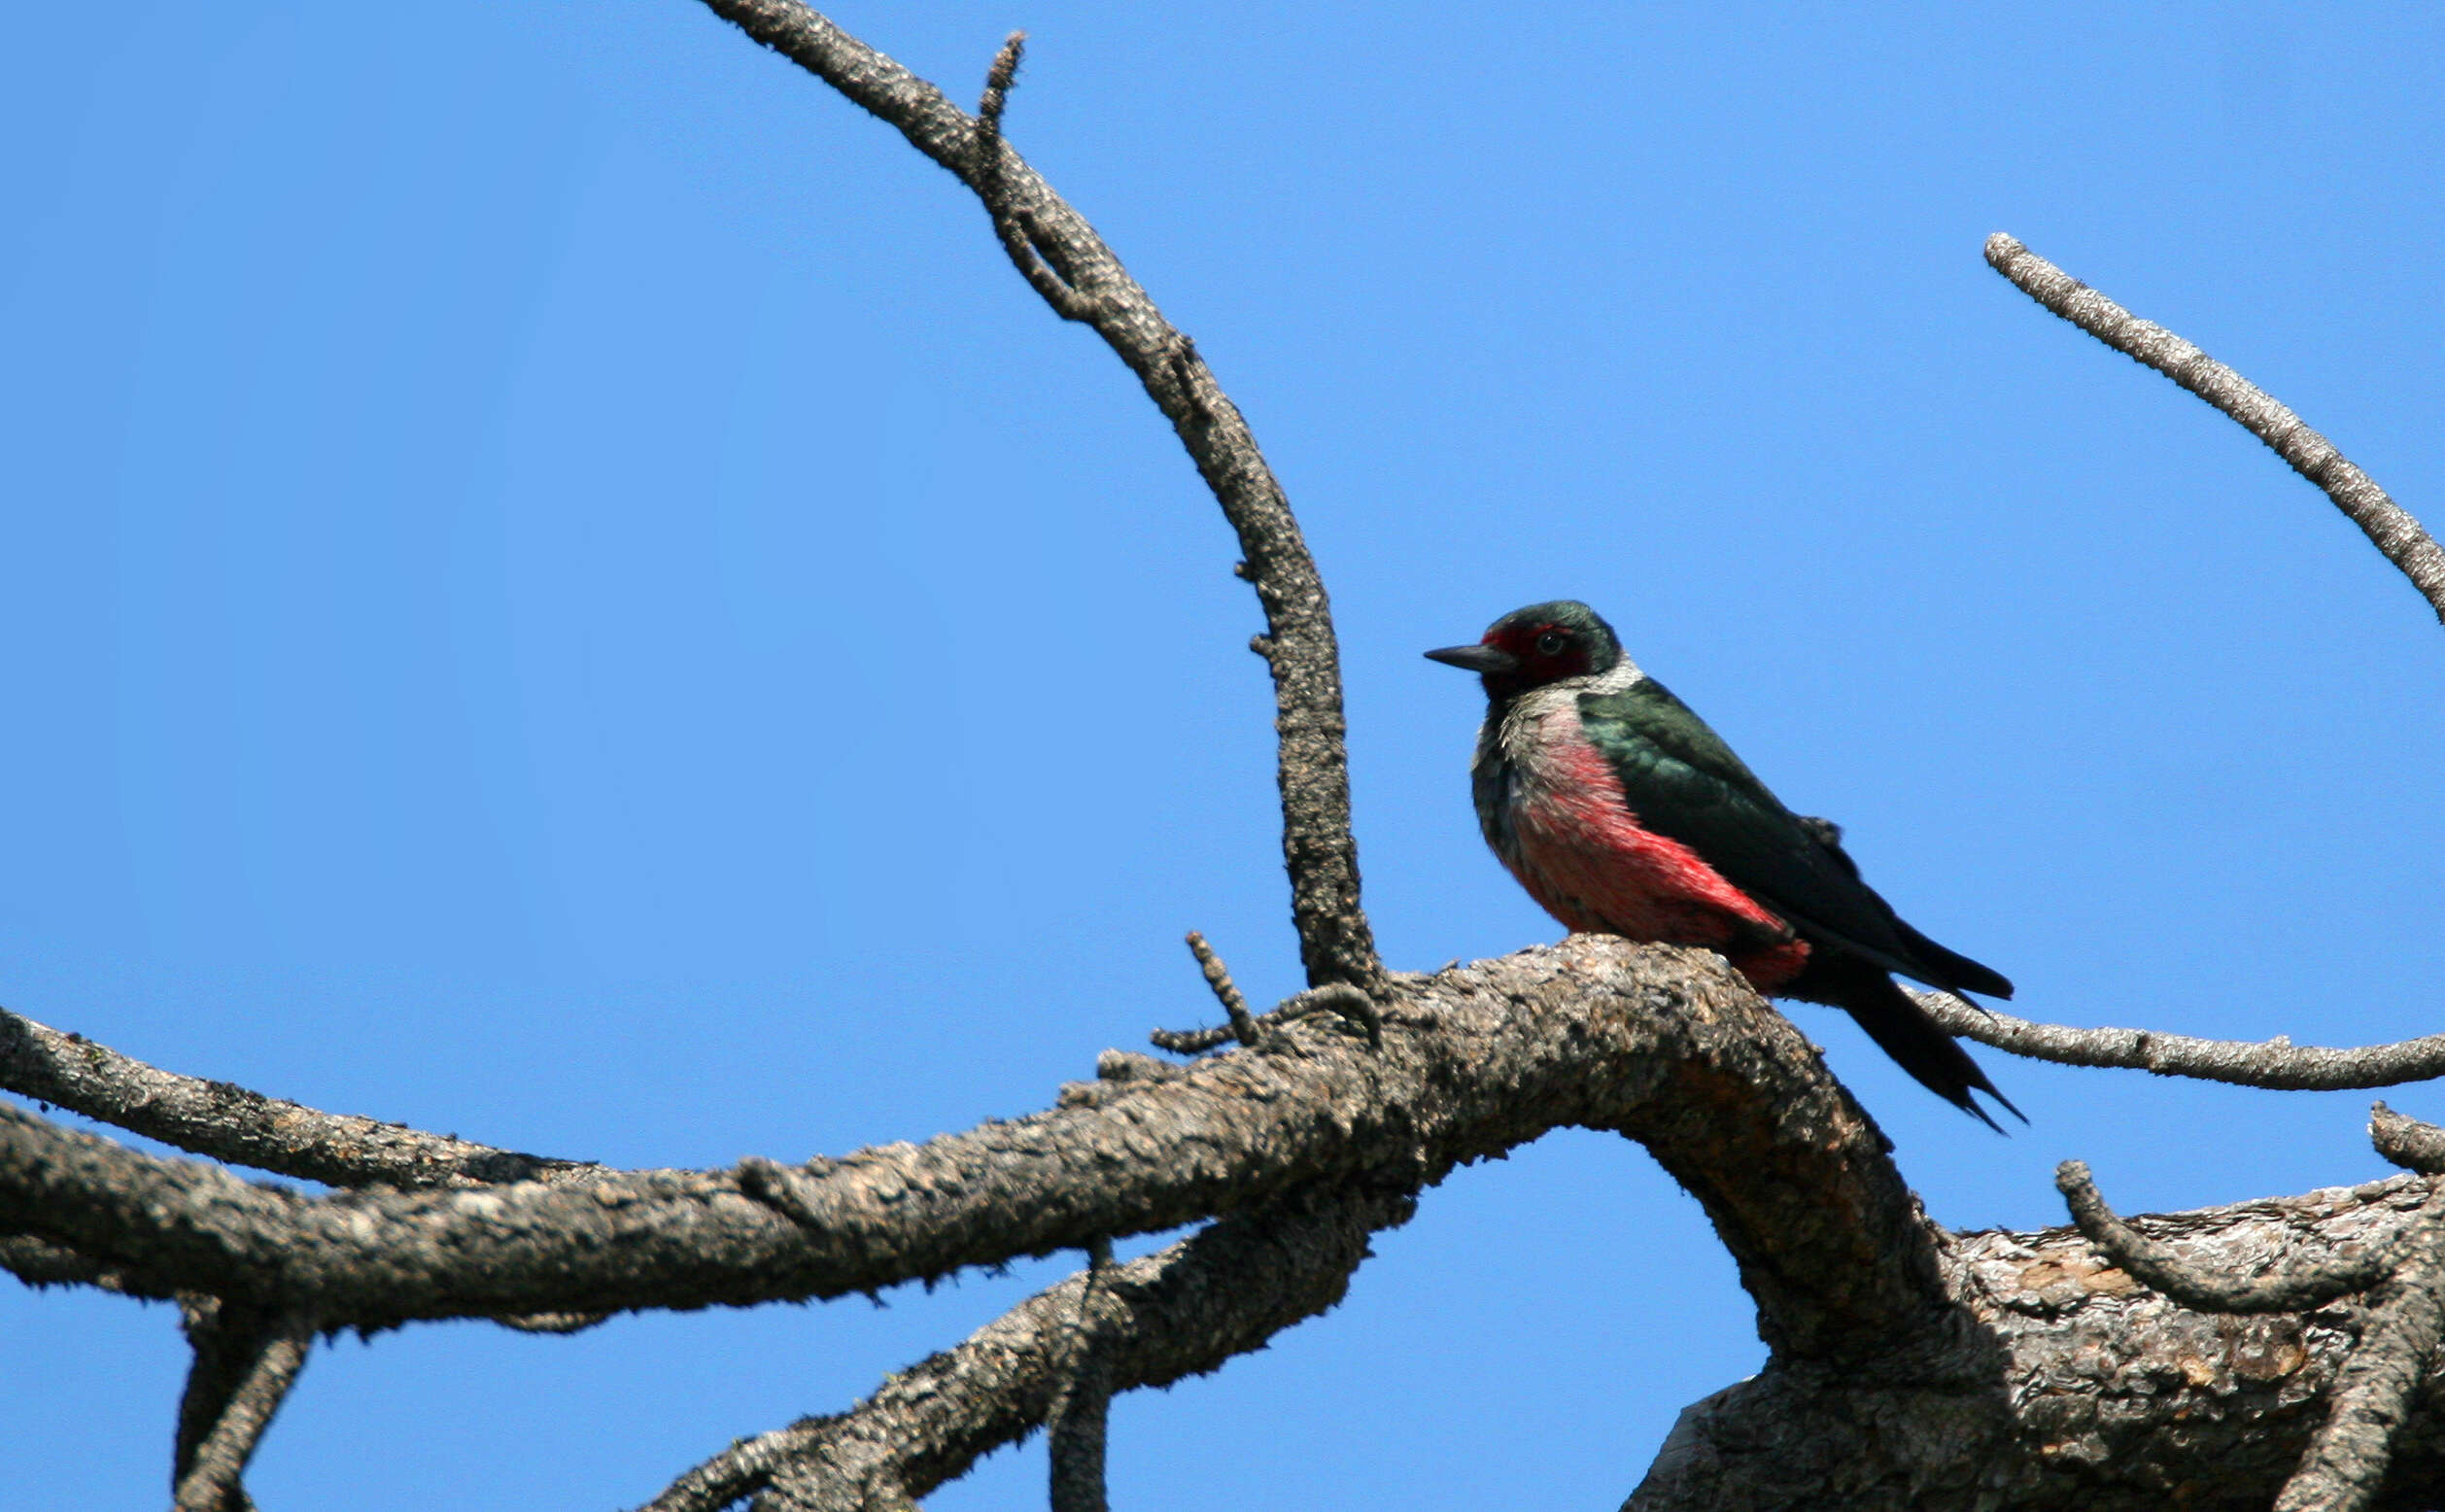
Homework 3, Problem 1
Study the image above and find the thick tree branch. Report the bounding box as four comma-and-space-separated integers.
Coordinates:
1635, 1174, 2445, 1510
692, 0, 1380, 989
1917, 991, 2445, 1091
641, 1182, 1418, 1512
2277, 1247, 2445, 1512
0, 1004, 598, 1189
0, 940, 1936, 1358
2058, 1154, 2445, 1512
1985, 232, 2445, 625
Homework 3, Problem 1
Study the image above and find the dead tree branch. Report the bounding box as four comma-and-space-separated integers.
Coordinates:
173, 1299, 314, 1512
2279, 1243, 2445, 1512
693, 0, 1380, 990
4, 12, 2436, 1509
1634, 1172, 2445, 1510
2375, 1103, 2445, 1176
2056, 1133, 2445, 1512
1917, 991, 2445, 1091
641, 1181, 1417, 1512
0, 940, 1940, 1357
0, 1229, 177, 1299
0, 1004, 599, 1189
1045, 1235, 1116, 1512
1985, 232, 2445, 624
2056, 1158, 2422, 1315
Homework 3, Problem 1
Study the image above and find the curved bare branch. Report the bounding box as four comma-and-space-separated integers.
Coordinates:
1917, 991, 2445, 1091
0, 940, 1937, 1358
0, 1005, 597, 1189
644, 1182, 1415, 1512
2056, 1159, 2422, 1313
692, 0, 1380, 988
1985, 232, 2445, 624
2055, 1157, 2445, 1512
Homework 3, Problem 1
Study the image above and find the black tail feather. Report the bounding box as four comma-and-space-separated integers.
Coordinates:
1784, 949, 2022, 1130
1889, 917, 2015, 1002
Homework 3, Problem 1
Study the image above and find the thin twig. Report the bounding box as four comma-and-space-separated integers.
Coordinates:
696, 0, 1381, 989
0, 1004, 599, 1189
976, 29, 1021, 133
1985, 232, 2445, 625
1917, 992, 2445, 1091
173, 1300, 314, 1512
2056, 1160, 2422, 1313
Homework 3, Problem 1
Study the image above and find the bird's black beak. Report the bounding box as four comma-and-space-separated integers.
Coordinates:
1424, 643, 1521, 674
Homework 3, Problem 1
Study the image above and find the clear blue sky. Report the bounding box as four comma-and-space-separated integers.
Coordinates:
5, 3, 2441, 1506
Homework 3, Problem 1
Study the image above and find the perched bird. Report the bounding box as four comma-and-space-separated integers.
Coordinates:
1426, 601, 2020, 1128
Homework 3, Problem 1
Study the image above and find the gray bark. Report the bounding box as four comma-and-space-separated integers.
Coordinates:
5, 6, 2442, 1507
1636, 1177, 2441, 1510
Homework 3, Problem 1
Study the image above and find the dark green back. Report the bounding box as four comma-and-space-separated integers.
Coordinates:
1578, 679, 1971, 989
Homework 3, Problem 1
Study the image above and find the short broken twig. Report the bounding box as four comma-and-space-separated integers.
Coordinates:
1151, 979, 1382, 1055
2372, 1102, 2445, 1176
970, 30, 1094, 322
1185, 930, 1264, 1048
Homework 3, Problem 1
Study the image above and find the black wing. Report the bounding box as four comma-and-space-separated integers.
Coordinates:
1579, 679, 2011, 1000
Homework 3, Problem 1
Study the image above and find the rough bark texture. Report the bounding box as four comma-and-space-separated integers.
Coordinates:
17, 936, 2445, 1509
1636, 1179, 2445, 1511
173, 1299, 313, 1512
6, 8, 2443, 1508
0, 941, 1932, 1340
0, 1004, 596, 1189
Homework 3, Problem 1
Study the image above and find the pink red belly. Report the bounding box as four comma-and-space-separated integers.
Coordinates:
1498, 726, 1810, 991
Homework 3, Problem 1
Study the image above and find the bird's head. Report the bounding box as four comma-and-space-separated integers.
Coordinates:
1425, 601, 1623, 703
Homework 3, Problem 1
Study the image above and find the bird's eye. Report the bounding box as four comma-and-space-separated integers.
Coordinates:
1533, 631, 1567, 656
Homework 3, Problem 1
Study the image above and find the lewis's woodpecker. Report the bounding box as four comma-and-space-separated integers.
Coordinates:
1427, 601, 2020, 1129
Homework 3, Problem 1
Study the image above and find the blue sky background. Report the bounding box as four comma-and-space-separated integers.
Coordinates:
4, 2, 2441, 1506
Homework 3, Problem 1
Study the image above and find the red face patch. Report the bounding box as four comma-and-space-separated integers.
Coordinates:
1488, 621, 1593, 686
